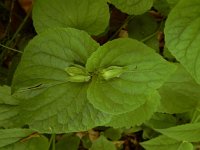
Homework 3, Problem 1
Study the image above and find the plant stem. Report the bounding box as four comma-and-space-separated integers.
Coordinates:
140, 31, 158, 43
52, 134, 56, 150
6, 10, 31, 46
0, 43, 22, 53
109, 15, 135, 40
141, 20, 164, 43
48, 134, 56, 150
0, 9, 31, 63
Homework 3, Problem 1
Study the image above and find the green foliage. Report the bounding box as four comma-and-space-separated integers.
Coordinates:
106, 91, 160, 128
0, 136, 49, 150
90, 135, 116, 150
153, 0, 171, 15
104, 128, 123, 141
55, 134, 80, 150
145, 113, 177, 129
1, 0, 200, 149
127, 13, 159, 51
158, 64, 200, 113
86, 38, 175, 114
165, 0, 200, 83
33, 0, 110, 35
110, 0, 154, 15
156, 122, 200, 142
0, 86, 19, 128
141, 135, 190, 150
0, 129, 34, 148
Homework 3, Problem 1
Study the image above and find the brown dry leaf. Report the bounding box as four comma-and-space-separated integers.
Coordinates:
119, 29, 128, 38
76, 132, 87, 139
88, 129, 99, 142
113, 141, 125, 148
18, 0, 33, 13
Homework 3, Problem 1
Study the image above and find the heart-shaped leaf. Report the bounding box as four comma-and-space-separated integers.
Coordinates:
12, 28, 111, 133
86, 38, 176, 114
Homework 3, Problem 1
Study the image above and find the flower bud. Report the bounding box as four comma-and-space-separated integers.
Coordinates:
68, 75, 91, 82
101, 66, 125, 80
65, 65, 87, 76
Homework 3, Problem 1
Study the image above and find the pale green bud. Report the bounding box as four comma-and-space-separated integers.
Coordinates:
68, 75, 91, 82
101, 66, 125, 80
65, 65, 91, 82
65, 65, 87, 76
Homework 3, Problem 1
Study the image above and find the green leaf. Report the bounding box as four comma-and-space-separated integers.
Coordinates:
178, 142, 193, 150
145, 113, 177, 129
33, 0, 109, 35
110, 0, 154, 15
141, 135, 183, 150
90, 135, 116, 150
0, 129, 34, 148
153, 0, 171, 15
156, 122, 200, 142
166, 0, 179, 8
106, 91, 160, 128
0, 136, 49, 150
128, 13, 159, 52
56, 134, 80, 150
190, 108, 200, 123
165, 0, 200, 84
12, 28, 111, 133
158, 64, 200, 113
81, 135, 92, 149
86, 38, 176, 114
104, 128, 123, 141
0, 86, 19, 128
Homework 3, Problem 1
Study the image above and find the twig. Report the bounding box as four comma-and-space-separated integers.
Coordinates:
6, 9, 32, 46
0, 43, 22, 53
109, 15, 135, 40
141, 20, 164, 43
4, 0, 16, 35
